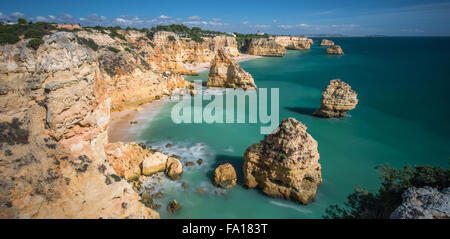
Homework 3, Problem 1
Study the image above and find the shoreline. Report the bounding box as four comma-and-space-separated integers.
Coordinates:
109, 54, 263, 143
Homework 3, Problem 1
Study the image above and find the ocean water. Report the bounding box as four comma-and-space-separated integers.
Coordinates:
134, 37, 450, 218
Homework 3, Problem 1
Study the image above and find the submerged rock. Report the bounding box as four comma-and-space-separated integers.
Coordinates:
167, 200, 181, 214
142, 152, 168, 176
197, 159, 203, 165
207, 48, 256, 90
185, 161, 195, 167
326, 45, 344, 55
246, 38, 286, 56
390, 187, 450, 219
243, 118, 322, 204
165, 157, 183, 180
314, 79, 358, 118
213, 163, 237, 189
320, 39, 335, 46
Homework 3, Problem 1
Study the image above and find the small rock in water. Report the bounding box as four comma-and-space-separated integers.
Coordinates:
165, 157, 183, 180
130, 120, 138, 124
167, 200, 181, 214
196, 159, 203, 165
181, 181, 189, 190
140, 191, 153, 208
137, 142, 146, 149
151, 191, 164, 199
185, 161, 195, 167
213, 163, 237, 189
165, 143, 173, 148
196, 187, 207, 194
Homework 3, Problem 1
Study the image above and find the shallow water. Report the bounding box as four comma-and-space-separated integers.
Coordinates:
133, 37, 450, 218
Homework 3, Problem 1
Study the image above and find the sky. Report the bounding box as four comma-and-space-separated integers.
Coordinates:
1, 0, 450, 36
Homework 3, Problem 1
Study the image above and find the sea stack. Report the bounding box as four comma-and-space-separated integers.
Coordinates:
320, 39, 335, 46
246, 38, 286, 56
243, 118, 322, 205
326, 45, 344, 55
213, 163, 237, 188
314, 79, 358, 118
207, 48, 257, 90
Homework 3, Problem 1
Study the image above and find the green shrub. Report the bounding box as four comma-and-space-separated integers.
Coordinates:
0, 33, 20, 45
18, 18, 27, 24
323, 164, 449, 219
26, 38, 44, 50
109, 29, 126, 40
168, 35, 176, 41
107, 46, 120, 53
77, 37, 99, 51
124, 47, 131, 53
24, 28, 45, 38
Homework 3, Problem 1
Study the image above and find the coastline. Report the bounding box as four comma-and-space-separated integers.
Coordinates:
109, 54, 262, 143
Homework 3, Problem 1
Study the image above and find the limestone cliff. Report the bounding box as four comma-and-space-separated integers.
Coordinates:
0, 32, 158, 218
207, 49, 256, 90
272, 36, 312, 50
314, 79, 358, 118
390, 187, 450, 219
243, 118, 322, 204
246, 38, 286, 56
320, 39, 334, 46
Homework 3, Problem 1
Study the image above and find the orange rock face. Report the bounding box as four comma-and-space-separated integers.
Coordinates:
213, 163, 237, 189
243, 118, 322, 205
314, 79, 358, 118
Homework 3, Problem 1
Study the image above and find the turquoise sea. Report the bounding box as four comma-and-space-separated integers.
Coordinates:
134, 37, 450, 218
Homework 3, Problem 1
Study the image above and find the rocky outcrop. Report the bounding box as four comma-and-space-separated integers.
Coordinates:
273, 36, 312, 50
246, 38, 286, 56
142, 152, 168, 176
165, 157, 183, 180
207, 49, 256, 90
390, 187, 450, 219
243, 118, 322, 204
320, 39, 334, 46
105, 142, 151, 180
167, 200, 181, 214
326, 45, 344, 55
314, 79, 358, 118
213, 163, 237, 189
0, 32, 158, 218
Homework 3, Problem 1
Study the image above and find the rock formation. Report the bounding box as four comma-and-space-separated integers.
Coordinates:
243, 118, 322, 204
142, 152, 168, 176
105, 142, 152, 180
390, 187, 450, 219
320, 39, 334, 46
326, 45, 344, 55
314, 79, 358, 118
207, 49, 256, 90
165, 157, 183, 180
246, 38, 286, 56
0, 32, 158, 218
167, 200, 181, 214
273, 36, 312, 50
213, 163, 237, 189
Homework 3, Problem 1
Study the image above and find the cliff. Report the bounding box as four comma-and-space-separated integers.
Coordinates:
0, 32, 158, 218
246, 38, 286, 56
390, 187, 450, 219
243, 118, 322, 204
207, 48, 256, 90
272, 36, 312, 50
314, 79, 358, 118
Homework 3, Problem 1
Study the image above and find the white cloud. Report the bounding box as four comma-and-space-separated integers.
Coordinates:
272, 19, 278, 23
188, 15, 201, 20
242, 21, 250, 25
253, 24, 271, 28
158, 15, 171, 19
10, 12, 24, 18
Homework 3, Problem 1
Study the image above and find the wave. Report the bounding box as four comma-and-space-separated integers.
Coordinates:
269, 200, 312, 214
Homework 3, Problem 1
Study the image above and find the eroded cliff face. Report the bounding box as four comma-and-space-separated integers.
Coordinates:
326, 45, 344, 55
0, 32, 158, 218
246, 38, 286, 56
320, 39, 334, 46
314, 79, 358, 118
243, 118, 322, 205
272, 36, 312, 50
207, 48, 256, 90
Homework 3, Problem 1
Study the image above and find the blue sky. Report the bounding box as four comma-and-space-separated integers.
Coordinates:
1, 0, 450, 35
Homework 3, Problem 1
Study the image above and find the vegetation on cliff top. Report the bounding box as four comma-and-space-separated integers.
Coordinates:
234, 32, 269, 52
324, 164, 449, 219
0, 19, 54, 48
